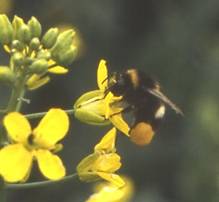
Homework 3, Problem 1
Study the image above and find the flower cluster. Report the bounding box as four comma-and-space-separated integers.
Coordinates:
0, 14, 77, 91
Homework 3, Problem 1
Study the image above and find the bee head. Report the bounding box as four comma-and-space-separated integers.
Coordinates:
107, 72, 127, 96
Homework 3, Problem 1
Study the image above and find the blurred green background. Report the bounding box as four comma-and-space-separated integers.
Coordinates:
1, 0, 219, 201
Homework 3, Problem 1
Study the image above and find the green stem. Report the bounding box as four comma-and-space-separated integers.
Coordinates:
6, 75, 27, 113
15, 88, 26, 111
6, 173, 78, 190
25, 109, 75, 119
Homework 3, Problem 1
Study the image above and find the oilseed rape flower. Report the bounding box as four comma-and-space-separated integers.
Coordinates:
74, 59, 130, 135
0, 108, 69, 183
77, 128, 125, 187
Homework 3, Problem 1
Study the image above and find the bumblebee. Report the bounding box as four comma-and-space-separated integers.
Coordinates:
106, 69, 183, 146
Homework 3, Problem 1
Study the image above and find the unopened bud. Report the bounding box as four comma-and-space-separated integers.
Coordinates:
12, 52, 24, 66
29, 37, 40, 50
28, 16, 42, 38
0, 66, 15, 84
29, 59, 48, 74
12, 15, 25, 39
17, 24, 31, 43
51, 30, 75, 58
11, 40, 24, 51
42, 28, 59, 49
53, 45, 77, 65
0, 14, 13, 44
37, 50, 51, 60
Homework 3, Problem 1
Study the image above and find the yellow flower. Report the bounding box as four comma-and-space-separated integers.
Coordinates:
74, 59, 130, 136
86, 176, 134, 202
77, 128, 125, 187
0, 108, 69, 183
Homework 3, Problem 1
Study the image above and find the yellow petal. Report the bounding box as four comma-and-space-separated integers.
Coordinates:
0, 144, 33, 182
48, 66, 68, 74
3, 112, 31, 143
77, 153, 99, 174
35, 149, 65, 180
94, 128, 116, 153
26, 74, 50, 90
33, 108, 69, 148
110, 114, 130, 137
104, 93, 114, 119
97, 172, 125, 187
3, 45, 10, 53
97, 59, 108, 90
48, 59, 56, 66
95, 153, 121, 173
86, 176, 134, 202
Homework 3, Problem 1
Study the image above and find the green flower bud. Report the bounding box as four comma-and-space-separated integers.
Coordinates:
42, 28, 59, 49
12, 15, 25, 39
29, 37, 40, 50
0, 14, 13, 44
51, 30, 75, 58
11, 40, 25, 51
12, 52, 24, 66
17, 24, 31, 43
37, 49, 51, 60
29, 59, 48, 74
53, 45, 77, 65
74, 90, 110, 126
23, 57, 34, 66
28, 16, 42, 38
0, 66, 15, 84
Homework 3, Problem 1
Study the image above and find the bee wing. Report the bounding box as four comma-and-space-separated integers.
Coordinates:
146, 88, 183, 115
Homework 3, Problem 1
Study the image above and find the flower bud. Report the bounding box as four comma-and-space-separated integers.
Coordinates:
0, 14, 13, 44
23, 57, 34, 66
12, 15, 25, 39
37, 49, 51, 60
28, 16, 42, 38
74, 90, 110, 126
53, 45, 77, 65
42, 28, 59, 49
12, 52, 24, 66
11, 40, 25, 51
0, 66, 15, 84
29, 59, 48, 74
26, 74, 50, 90
17, 24, 31, 43
29, 37, 40, 50
51, 30, 75, 59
